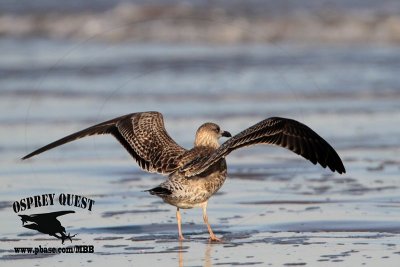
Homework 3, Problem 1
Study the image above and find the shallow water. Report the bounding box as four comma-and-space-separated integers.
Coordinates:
0, 38, 400, 266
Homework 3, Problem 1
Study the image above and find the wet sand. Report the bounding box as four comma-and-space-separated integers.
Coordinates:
1, 158, 399, 266
0, 40, 399, 266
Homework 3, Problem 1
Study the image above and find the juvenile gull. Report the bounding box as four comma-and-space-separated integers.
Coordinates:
22, 111, 346, 241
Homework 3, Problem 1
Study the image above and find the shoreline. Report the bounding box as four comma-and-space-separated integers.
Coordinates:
1, 3, 400, 44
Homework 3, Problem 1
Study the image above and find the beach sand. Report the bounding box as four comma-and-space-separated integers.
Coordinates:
0, 36, 399, 266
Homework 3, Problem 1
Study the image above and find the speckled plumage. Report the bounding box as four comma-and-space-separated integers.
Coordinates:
150, 151, 227, 209
22, 111, 346, 241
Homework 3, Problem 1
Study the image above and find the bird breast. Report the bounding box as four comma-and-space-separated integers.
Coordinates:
161, 158, 227, 209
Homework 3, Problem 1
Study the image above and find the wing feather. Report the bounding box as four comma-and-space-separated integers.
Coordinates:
22, 112, 186, 175
181, 117, 346, 176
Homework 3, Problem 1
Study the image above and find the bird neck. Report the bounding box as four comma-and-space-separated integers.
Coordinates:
194, 135, 220, 149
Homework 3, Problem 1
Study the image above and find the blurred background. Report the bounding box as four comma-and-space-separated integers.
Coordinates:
1, 0, 399, 150
1, 0, 400, 266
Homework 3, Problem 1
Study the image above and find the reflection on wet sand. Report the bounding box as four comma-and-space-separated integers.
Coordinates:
204, 243, 212, 267
178, 241, 212, 267
178, 242, 183, 267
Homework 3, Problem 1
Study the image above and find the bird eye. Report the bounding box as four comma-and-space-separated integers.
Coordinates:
215, 126, 220, 133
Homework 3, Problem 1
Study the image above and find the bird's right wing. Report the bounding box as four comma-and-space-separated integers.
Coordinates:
181, 117, 346, 176
22, 112, 187, 175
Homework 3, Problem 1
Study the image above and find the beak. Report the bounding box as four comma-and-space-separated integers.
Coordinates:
221, 131, 232, 138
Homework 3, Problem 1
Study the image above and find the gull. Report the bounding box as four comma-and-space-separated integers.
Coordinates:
22, 111, 346, 241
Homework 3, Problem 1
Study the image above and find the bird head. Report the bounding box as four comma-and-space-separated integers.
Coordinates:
195, 123, 231, 148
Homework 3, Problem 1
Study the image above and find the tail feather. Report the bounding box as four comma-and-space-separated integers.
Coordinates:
146, 187, 172, 196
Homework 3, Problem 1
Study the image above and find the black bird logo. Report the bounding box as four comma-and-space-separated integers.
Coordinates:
18, 211, 76, 244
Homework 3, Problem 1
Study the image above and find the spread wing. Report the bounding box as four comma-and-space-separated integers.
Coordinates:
181, 117, 346, 176
22, 111, 187, 175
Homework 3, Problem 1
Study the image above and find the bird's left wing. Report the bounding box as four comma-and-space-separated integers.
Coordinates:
181, 117, 346, 176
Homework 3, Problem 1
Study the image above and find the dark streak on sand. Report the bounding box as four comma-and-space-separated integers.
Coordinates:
1, 253, 56, 260
0, 202, 11, 211
103, 244, 128, 248
268, 221, 400, 233
215, 262, 264, 266
102, 209, 169, 218
94, 236, 124, 241
320, 250, 359, 260
124, 246, 154, 251
0, 238, 22, 242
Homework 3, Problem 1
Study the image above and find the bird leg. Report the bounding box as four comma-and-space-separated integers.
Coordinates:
201, 202, 221, 242
176, 208, 185, 241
